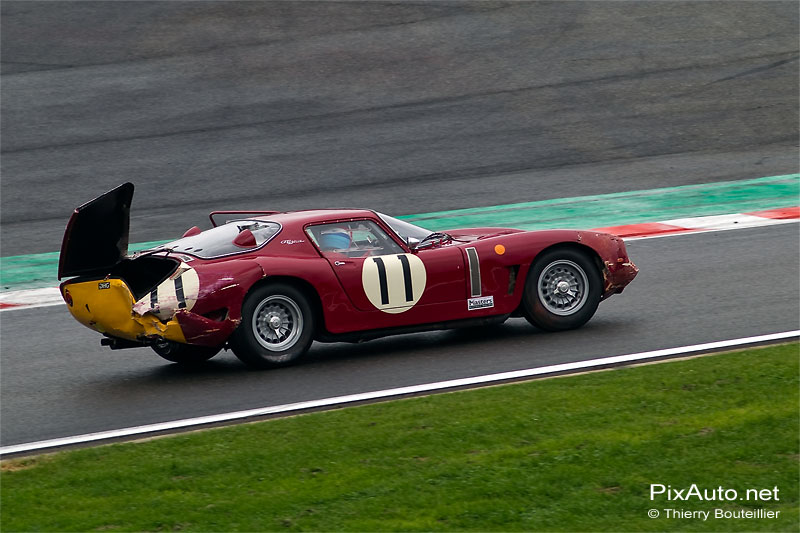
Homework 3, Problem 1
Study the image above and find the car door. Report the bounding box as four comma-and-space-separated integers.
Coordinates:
306, 219, 466, 315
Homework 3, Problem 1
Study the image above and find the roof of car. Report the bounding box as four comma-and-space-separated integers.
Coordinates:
249, 208, 380, 226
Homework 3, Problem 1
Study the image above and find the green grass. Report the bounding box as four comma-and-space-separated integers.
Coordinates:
2, 343, 798, 532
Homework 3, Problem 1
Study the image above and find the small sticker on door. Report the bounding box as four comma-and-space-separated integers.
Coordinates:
467, 295, 494, 311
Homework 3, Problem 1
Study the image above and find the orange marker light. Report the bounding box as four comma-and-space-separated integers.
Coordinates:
494, 244, 506, 255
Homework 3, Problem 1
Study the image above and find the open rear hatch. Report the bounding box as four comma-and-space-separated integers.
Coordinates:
59, 182, 134, 280
58, 182, 179, 301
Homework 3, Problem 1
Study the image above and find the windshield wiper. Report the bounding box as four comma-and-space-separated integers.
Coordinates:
416, 232, 452, 249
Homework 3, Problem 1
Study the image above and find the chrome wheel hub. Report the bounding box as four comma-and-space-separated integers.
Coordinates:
537, 259, 589, 316
252, 295, 303, 351
556, 280, 571, 294
268, 315, 282, 329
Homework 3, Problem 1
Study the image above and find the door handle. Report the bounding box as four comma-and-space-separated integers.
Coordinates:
334, 261, 346, 266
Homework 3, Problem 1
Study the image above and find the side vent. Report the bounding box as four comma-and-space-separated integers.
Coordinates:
507, 265, 520, 295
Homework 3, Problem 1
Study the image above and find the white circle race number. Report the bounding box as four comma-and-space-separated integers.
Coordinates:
133, 263, 200, 319
362, 253, 426, 314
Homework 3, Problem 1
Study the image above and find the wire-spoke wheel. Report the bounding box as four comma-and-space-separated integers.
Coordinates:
252, 295, 303, 351
231, 283, 315, 368
523, 248, 601, 331
537, 259, 589, 316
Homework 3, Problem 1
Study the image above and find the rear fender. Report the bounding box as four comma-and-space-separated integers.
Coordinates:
251, 256, 357, 334
190, 259, 266, 322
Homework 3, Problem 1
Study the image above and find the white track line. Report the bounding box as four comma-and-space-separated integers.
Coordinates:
0, 287, 62, 311
626, 217, 798, 241
2, 330, 797, 457
664, 213, 793, 230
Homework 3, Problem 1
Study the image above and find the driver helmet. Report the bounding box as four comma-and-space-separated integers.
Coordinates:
319, 229, 351, 251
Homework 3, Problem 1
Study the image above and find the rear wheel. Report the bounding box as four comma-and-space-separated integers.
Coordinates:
152, 341, 220, 365
523, 248, 602, 331
230, 283, 315, 369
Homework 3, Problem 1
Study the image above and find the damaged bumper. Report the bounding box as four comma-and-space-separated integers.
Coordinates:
60, 278, 236, 347
592, 233, 639, 297
602, 260, 639, 296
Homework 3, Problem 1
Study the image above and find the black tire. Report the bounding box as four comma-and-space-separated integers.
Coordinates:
152, 340, 220, 365
230, 283, 315, 369
522, 248, 602, 331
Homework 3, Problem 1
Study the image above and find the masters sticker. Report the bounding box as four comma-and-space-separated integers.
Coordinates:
467, 295, 494, 311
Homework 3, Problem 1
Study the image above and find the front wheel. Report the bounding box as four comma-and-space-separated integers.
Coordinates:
152, 341, 220, 365
523, 248, 602, 331
230, 283, 315, 369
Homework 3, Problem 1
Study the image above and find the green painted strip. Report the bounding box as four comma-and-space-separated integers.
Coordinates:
399, 174, 800, 230
1, 251, 60, 292
0, 241, 169, 292
2, 174, 798, 292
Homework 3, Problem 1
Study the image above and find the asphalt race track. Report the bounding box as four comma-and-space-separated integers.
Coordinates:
1, 2, 798, 448
3, 225, 798, 447
2, 1, 797, 255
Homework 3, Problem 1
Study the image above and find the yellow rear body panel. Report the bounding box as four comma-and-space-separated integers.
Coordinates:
62, 279, 187, 343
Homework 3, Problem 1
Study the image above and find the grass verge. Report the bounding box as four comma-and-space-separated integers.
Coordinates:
2, 343, 798, 532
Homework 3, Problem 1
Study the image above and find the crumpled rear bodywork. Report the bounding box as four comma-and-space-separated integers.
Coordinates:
60, 259, 265, 347
60, 280, 239, 348
62, 278, 190, 344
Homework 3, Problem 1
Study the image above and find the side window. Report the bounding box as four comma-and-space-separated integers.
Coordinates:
307, 220, 404, 258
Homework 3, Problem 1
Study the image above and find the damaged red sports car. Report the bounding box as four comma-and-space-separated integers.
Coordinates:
59, 183, 638, 368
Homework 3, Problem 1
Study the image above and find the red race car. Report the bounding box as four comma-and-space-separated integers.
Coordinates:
59, 183, 638, 368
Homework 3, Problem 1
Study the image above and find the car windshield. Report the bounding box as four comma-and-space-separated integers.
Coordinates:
376, 212, 432, 242
160, 220, 280, 259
